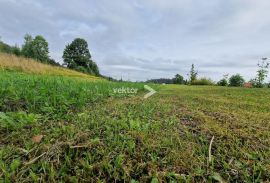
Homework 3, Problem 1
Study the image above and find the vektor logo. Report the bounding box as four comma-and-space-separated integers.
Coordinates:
144, 85, 156, 99
113, 87, 138, 94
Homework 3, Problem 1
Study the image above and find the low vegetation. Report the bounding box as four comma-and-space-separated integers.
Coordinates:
190, 78, 215, 86
0, 53, 101, 80
0, 36, 270, 182
0, 61, 269, 182
0, 70, 144, 120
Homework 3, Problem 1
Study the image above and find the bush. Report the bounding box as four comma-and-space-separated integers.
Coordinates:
75, 66, 88, 73
229, 74, 245, 87
0, 41, 21, 56
217, 79, 228, 86
191, 78, 215, 85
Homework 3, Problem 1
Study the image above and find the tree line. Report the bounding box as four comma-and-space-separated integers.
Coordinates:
147, 60, 270, 88
0, 35, 100, 76
1, 35, 269, 87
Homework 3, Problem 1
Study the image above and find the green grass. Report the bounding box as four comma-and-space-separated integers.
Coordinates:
0, 71, 144, 120
0, 71, 269, 182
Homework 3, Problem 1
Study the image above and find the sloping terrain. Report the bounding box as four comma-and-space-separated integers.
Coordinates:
0, 53, 103, 81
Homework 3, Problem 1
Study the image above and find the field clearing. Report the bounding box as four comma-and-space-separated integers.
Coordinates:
0, 53, 103, 81
0, 71, 270, 182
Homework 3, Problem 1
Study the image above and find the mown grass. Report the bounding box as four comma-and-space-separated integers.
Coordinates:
0, 71, 269, 182
0, 53, 103, 81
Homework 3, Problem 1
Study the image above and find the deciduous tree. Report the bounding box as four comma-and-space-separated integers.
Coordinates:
63, 38, 99, 75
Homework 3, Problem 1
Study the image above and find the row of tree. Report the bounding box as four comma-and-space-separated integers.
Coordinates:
147, 75, 185, 84
1, 35, 269, 86
0, 35, 100, 75
217, 58, 270, 88
147, 59, 270, 88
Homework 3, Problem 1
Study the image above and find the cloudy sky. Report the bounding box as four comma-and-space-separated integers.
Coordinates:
1, 0, 270, 81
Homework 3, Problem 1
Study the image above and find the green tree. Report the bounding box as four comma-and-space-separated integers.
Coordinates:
22, 34, 49, 62
31, 35, 49, 62
21, 34, 34, 58
0, 39, 12, 53
173, 74, 184, 84
63, 38, 99, 75
189, 64, 198, 84
217, 74, 229, 86
11, 45, 21, 56
229, 74, 245, 87
0, 39, 21, 56
253, 58, 269, 88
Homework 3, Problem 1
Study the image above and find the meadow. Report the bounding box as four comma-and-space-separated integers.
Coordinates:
0, 53, 103, 81
0, 55, 270, 182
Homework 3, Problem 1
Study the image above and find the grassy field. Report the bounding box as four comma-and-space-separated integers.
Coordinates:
0, 53, 103, 81
0, 59, 269, 182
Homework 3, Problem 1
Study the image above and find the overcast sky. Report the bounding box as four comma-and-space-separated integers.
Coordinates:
1, 0, 270, 81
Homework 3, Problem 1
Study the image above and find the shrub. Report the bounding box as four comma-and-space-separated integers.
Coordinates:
217, 79, 228, 86
229, 74, 245, 87
191, 78, 215, 85
75, 66, 89, 73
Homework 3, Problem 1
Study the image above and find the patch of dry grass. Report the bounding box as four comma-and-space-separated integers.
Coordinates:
0, 53, 103, 81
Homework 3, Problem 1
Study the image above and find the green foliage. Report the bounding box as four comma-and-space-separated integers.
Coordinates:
0, 112, 38, 130
63, 38, 99, 75
0, 40, 13, 54
151, 177, 159, 183
0, 40, 21, 56
10, 159, 21, 172
217, 75, 229, 86
0, 72, 269, 182
31, 35, 50, 62
173, 74, 184, 84
229, 74, 245, 87
191, 78, 215, 85
252, 58, 269, 88
22, 34, 50, 63
217, 79, 228, 86
47, 58, 61, 66
0, 71, 144, 120
189, 64, 198, 83
21, 34, 34, 58
11, 45, 21, 56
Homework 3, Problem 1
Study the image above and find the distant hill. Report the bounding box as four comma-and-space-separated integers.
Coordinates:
146, 78, 174, 84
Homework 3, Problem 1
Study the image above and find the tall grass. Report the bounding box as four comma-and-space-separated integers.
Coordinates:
0, 71, 144, 119
0, 53, 103, 80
